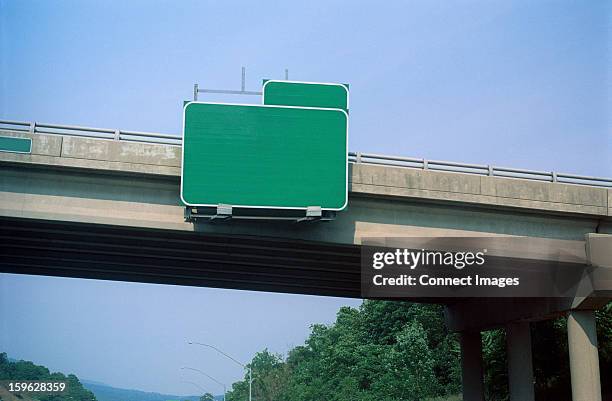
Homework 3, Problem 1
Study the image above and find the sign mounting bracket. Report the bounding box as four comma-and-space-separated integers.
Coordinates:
193, 67, 289, 100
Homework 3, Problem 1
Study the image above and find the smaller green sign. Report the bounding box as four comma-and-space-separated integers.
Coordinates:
0, 136, 32, 154
263, 80, 349, 112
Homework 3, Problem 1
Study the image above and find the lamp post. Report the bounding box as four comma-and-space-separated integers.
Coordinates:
182, 380, 211, 400
181, 366, 227, 401
188, 341, 252, 401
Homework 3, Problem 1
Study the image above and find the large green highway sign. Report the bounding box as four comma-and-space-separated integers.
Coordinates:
263, 80, 349, 112
181, 102, 348, 210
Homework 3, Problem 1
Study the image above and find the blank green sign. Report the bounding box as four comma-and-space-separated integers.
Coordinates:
263, 81, 349, 112
181, 103, 348, 210
0, 136, 32, 153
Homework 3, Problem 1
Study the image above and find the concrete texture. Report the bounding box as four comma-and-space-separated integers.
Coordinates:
0, 130, 62, 156
567, 311, 602, 401
0, 131, 180, 176
351, 163, 609, 216
61, 136, 181, 167
0, 164, 604, 245
578, 234, 612, 307
1, 130, 610, 218
586, 233, 612, 268
506, 322, 535, 401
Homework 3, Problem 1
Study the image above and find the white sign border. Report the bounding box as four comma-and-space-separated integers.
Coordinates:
181, 101, 349, 212
262, 80, 349, 110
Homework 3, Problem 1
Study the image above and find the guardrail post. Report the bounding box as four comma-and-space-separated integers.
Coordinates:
423, 159, 428, 170
194, 84, 199, 101
356, 152, 362, 163
29, 122, 36, 134
552, 172, 557, 183
114, 130, 121, 141
488, 165, 494, 176
241, 67, 246, 92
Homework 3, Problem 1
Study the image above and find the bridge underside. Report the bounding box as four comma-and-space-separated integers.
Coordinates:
0, 216, 363, 298
2, 216, 608, 311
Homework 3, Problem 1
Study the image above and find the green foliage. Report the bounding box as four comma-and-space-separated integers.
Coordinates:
596, 302, 612, 364
482, 302, 612, 401
3, 301, 608, 401
597, 302, 612, 398
225, 301, 612, 401
0, 353, 96, 401
482, 329, 508, 401
390, 321, 438, 400
226, 349, 289, 401
226, 301, 461, 401
200, 393, 215, 401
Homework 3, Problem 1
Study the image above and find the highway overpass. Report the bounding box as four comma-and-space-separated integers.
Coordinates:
1, 121, 611, 401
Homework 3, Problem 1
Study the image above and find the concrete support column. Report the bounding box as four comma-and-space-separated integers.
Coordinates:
506, 322, 535, 401
460, 331, 485, 401
567, 310, 602, 401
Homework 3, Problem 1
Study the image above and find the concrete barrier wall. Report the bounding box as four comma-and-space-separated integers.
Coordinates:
1, 130, 610, 221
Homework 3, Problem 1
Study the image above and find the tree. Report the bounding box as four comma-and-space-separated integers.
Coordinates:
0, 353, 97, 401
388, 321, 439, 400
200, 392, 215, 401
482, 329, 509, 401
226, 349, 289, 401
228, 301, 459, 401
224, 300, 612, 401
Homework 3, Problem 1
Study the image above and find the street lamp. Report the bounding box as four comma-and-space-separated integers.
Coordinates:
188, 341, 252, 401
182, 380, 212, 400
181, 366, 227, 401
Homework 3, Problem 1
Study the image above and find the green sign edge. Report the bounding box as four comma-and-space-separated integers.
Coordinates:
181, 101, 349, 211
0, 136, 32, 154
262, 80, 350, 111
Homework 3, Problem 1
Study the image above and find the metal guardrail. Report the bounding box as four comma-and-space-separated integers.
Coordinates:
1, 119, 611, 188
348, 152, 612, 188
0, 119, 182, 145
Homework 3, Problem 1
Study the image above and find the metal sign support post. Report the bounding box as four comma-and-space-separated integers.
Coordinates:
193, 67, 289, 100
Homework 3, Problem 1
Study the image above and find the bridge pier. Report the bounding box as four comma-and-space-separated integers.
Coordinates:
568, 310, 602, 401
506, 322, 535, 401
460, 331, 485, 401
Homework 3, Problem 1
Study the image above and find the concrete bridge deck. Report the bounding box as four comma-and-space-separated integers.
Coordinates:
0, 129, 610, 238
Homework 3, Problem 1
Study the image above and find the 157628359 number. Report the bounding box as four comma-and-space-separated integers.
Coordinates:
1, 381, 68, 393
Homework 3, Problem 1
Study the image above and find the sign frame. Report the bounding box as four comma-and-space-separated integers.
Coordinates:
262, 80, 349, 111
181, 101, 349, 211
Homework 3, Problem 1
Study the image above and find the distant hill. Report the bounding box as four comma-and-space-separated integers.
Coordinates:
0, 353, 96, 401
82, 380, 223, 401
0, 354, 222, 401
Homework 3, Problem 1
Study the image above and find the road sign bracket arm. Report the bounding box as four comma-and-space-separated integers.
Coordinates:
183, 206, 336, 223
213, 204, 233, 220
296, 206, 322, 222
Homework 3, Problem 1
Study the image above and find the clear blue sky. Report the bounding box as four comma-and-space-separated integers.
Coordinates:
1, 0, 610, 396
